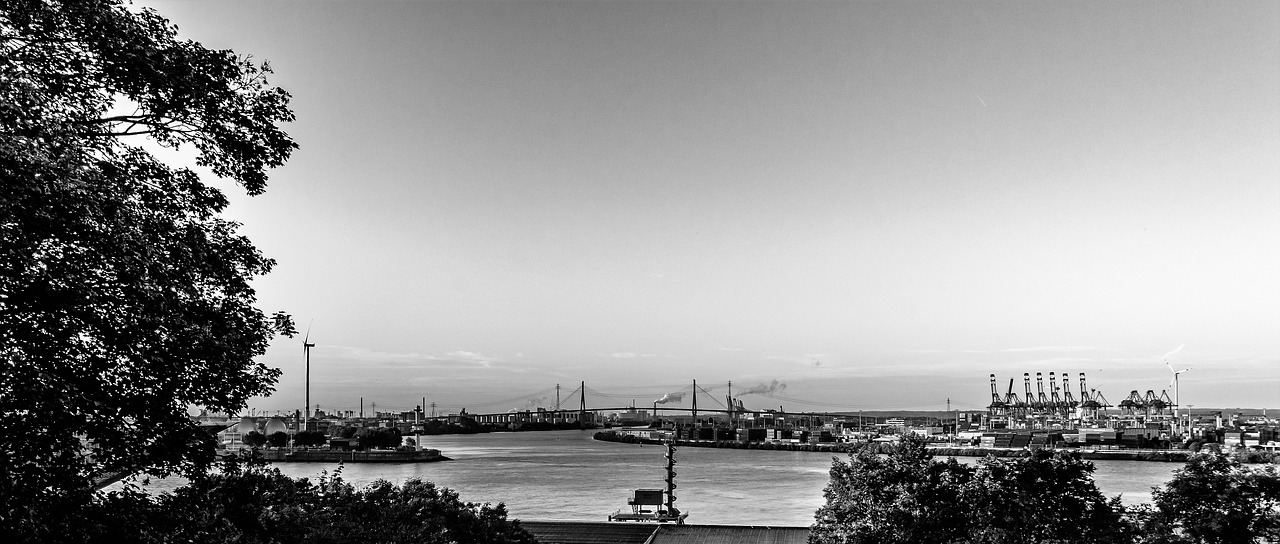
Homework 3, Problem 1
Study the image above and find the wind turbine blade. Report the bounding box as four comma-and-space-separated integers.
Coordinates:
1176, 368, 1191, 374
302, 320, 313, 353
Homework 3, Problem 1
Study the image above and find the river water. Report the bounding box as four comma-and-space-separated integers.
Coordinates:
120, 430, 1182, 526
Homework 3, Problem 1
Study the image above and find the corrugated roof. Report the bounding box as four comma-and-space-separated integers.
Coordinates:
519, 521, 659, 544
516, 521, 811, 544
652, 524, 810, 544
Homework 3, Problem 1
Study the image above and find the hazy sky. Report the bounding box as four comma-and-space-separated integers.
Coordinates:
143, 1, 1279, 415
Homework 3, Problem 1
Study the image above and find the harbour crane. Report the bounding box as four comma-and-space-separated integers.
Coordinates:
1002, 378, 1023, 421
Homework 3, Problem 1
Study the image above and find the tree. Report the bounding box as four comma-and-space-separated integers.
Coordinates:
84, 457, 540, 544
268, 431, 289, 449
358, 427, 402, 450
810, 436, 972, 544
295, 429, 327, 448
1138, 452, 1280, 544
960, 450, 1131, 544
1, 0, 297, 534
810, 439, 1132, 544
241, 431, 266, 449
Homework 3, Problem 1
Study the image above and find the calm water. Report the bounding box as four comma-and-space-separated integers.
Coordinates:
116, 430, 1181, 526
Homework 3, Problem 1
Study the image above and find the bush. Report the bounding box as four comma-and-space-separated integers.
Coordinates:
81, 455, 537, 544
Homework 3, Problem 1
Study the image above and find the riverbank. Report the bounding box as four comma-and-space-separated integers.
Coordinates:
927, 445, 1191, 463
592, 431, 1215, 463
411, 420, 600, 435
253, 449, 451, 463
594, 430, 855, 453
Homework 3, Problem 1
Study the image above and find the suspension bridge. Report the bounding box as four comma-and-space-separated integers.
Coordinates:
343, 380, 981, 427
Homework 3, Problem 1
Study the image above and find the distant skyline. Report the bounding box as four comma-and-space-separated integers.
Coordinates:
144, 1, 1278, 415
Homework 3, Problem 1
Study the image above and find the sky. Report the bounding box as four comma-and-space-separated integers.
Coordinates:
140, 0, 1279, 416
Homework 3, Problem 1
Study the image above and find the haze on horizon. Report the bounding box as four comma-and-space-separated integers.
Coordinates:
143, 1, 1279, 416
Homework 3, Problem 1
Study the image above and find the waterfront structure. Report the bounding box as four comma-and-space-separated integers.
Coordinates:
216, 416, 260, 451
984, 372, 1184, 436
608, 442, 686, 524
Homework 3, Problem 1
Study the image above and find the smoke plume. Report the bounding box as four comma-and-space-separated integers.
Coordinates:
737, 380, 786, 395
653, 392, 685, 405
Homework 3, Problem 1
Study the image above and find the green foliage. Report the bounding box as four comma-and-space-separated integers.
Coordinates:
78, 456, 539, 544
1, 0, 296, 532
1136, 452, 1280, 544
810, 438, 1132, 544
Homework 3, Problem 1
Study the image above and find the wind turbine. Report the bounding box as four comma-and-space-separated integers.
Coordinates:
1164, 346, 1190, 435
303, 324, 315, 432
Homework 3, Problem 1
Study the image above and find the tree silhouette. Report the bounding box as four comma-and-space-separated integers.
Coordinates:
242, 431, 267, 449
268, 432, 290, 449
1, 0, 297, 535
1138, 452, 1280, 544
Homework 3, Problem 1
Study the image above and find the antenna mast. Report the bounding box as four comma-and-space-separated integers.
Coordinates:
664, 442, 680, 520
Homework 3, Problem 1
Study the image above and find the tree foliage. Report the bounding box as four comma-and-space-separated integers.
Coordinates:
1136, 452, 1280, 544
80, 457, 540, 544
1, 0, 296, 532
811, 439, 1280, 544
960, 449, 1130, 544
810, 437, 971, 544
242, 430, 267, 449
810, 437, 1132, 544
267, 431, 289, 449
358, 427, 403, 450
294, 429, 327, 448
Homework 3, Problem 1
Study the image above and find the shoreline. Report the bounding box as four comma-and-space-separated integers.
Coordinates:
250, 449, 452, 463
592, 431, 1199, 462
